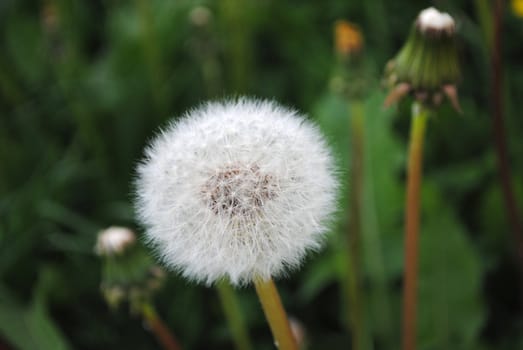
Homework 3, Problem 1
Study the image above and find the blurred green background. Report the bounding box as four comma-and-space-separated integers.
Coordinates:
1, 0, 523, 349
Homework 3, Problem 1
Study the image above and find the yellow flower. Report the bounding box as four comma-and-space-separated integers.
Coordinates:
334, 20, 363, 56
513, 0, 523, 17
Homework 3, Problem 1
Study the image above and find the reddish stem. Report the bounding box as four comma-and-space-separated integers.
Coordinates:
142, 303, 182, 350
492, 0, 523, 297
491, 0, 523, 302
402, 105, 428, 350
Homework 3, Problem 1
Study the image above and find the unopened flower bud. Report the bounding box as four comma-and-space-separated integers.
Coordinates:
384, 7, 461, 111
332, 20, 369, 99
289, 316, 307, 349
189, 6, 212, 27
95, 226, 136, 256
96, 227, 165, 310
334, 20, 363, 57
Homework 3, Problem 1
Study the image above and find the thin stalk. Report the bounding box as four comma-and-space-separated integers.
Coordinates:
0, 56, 22, 104
141, 302, 182, 350
345, 100, 371, 350
492, 0, 523, 300
216, 281, 253, 350
402, 102, 429, 350
254, 278, 297, 350
474, 0, 494, 50
136, 0, 168, 118
220, 0, 250, 92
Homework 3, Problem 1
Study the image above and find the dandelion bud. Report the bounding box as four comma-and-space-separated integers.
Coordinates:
332, 20, 368, 99
334, 20, 363, 57
135, 98, 338, 286
384, 7, 461, 111
289, 316, 307, 349
96, 227, 165, 310
189, 6, 212, 27
41, 0, 59, 35
96, 226, 136, 256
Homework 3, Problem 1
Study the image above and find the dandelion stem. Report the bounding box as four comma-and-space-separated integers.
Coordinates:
141, 302, 182, 350
491, 0, 523, 302
220, 0, 251, 93
474, 0, 494, 49
136, 0, 167, 118
254, 278, 297, 350
216, 281, 253, 350
345, 100, 371, 350
402, 102, 429, 350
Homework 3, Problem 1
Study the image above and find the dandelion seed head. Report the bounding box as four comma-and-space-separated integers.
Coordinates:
135, 98, 338, 286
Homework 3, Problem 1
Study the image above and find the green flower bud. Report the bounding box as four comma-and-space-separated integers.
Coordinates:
331, 20, 370, 99
96, 227, 165, 311
384, 7, 461, 111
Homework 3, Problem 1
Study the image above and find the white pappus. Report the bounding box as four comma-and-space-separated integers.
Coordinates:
135, 97, 338, 286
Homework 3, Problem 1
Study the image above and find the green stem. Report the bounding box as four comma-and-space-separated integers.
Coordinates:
136, 0, 168, 118
141, 302, 182, 350
491, 0, 523, 303
345, 100, 371, 350
0, 56, 22, 104
402, 102, 429, 350
216, 281, 253, 350
254, 278, 297, 350
474, 0, 494, 49
220, 0, 251, 93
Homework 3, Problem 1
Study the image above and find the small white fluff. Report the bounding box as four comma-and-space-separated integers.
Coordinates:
135, 98, 338, 286
96, 226, 136, 256
417, 7, 455, 34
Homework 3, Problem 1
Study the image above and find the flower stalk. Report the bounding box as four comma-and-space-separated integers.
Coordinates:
219, 0, 252, 92
402, 102, 429, 350
96, 227, 180, 350
141, 302, 182, 350
333, 21, 372, 350
254, 278, 297, 350
136, 0, 168, 118
382, 8, 460, 349
346, 100, 369, 350
216, 281, 253, 350
491, 0, 523, 302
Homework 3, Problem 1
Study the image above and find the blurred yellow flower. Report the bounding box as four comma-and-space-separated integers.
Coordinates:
513, 0, 523, 17
334, 20, 363, 56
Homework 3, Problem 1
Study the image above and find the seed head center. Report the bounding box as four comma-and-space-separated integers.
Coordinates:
202, 164, 277, 216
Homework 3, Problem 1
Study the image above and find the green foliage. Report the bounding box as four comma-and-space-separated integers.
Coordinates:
418, 183, 484, 350
0, 296, 70, 350
0, 273, 71, 350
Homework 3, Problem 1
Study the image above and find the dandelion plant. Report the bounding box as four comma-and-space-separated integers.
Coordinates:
383, 7, 461, 350
96, 227, 181, 350
333, 20, 372, 350
134, 98, 338, 349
